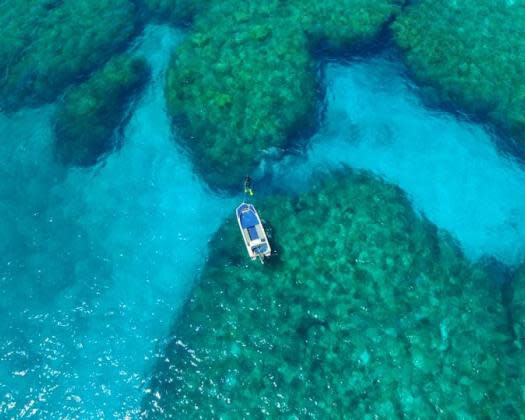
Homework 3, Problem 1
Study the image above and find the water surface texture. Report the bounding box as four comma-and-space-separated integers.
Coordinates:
273, 57, 525, 265
0, 25, 232, 417
1, 14, 525, 420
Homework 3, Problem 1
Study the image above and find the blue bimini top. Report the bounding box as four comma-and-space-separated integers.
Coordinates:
239, 205, 259, 229
238, 204, 262, 241
247, 226, 259, 240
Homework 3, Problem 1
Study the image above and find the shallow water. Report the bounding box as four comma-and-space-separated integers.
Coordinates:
1, 25, 525, 419
272, 56, 525, 265
0, 25, 233, 417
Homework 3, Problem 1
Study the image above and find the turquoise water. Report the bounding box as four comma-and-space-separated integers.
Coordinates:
1, 24, 525, 419
273, 56, 525, 265
0, 25, 233, 417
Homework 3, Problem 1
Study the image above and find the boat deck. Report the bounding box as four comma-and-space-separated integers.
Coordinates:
236, 203, 271, 260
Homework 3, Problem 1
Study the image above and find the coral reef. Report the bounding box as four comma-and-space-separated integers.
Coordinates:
165, 1, 400, 189
292, 0, 398, 52
0, 0, 139, 111
144, 170, 520, 417
54, 54, 150, 166
393, 0, 525, 143
140, 0, 210, 24
506, 265, 525, 411
510, 265, 525, 357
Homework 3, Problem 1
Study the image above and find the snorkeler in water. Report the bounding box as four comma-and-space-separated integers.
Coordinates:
244, 176, 254, 196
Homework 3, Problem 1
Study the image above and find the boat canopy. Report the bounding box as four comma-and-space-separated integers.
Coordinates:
237, 204, 261, 241
239, 206, 258, 228
236, 202, 271, 262
239, 206, 260, 240
248, 226, 258, 240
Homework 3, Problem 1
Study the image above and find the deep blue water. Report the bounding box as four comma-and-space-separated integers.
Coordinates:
1, 25, 525, 417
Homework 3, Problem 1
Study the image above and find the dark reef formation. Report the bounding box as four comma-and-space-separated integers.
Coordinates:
506, 265, 525, 407
2, 1, 525, 416
510, 266, 525, 362
144, 170, 523, 417
163, 0, 401, 189
140, 0, 209, 24
0, 0, 139, 111
393, 0, 525, 143
5, 0, 524, 184
53, 54, 150, 167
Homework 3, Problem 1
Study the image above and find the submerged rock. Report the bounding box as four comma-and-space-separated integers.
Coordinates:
0, 0, 139, 111
393, 0, 525, 144
165, 1, 400, 189
144, 170, 520, 417
54, 54, 150, 167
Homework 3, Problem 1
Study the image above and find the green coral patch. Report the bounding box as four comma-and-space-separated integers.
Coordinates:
508, 266, 525, 409
165, 0, 400, 189
166, 2, 316, 189
292, 0, 399, 52
392, 0, 525, 144
510, 266, 525, 353
140, 0, 211, 24
0, 0, 139, 111
145, 170, 520, 417
54, 54, 150, 166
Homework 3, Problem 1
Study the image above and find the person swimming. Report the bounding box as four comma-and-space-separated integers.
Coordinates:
244, 176, 254, 196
